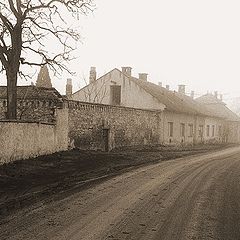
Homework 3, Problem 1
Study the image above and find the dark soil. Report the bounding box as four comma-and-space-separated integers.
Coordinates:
0, 143, 235, 220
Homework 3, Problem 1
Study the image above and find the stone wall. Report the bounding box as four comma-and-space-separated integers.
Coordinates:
0, 100, 6, 119
0, 108, 68, 165
67, 100, 162, 151
0, 99, 60, 123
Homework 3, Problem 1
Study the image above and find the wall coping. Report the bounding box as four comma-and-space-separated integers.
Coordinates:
0, 119, 56, 126
66, 99, 163, 113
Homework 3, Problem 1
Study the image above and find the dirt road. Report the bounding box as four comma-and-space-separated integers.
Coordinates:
1, 146, 240, 240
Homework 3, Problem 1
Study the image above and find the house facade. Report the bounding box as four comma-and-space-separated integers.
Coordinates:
196, 93, 240, 143
71, 67, 240, 145
72, 67, 165, 111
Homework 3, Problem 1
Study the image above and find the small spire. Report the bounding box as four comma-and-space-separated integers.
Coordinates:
36, 65, 52, 88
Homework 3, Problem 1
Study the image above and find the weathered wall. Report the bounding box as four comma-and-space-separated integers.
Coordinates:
0, 108, 68, 165
162, 111, 197, 145
0, 101, 5, 119
0, 99, 59, 123
68, 100, 162, 151
204, 117, 224, 143
162, 111, 225, 145
226, 121, 240, 143
72, 69, 165, 111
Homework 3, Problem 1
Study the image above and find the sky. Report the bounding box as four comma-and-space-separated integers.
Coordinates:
1, 0, 240, 103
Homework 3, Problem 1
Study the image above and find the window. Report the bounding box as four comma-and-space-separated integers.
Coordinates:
180, 123, 185, 137
168, 122, 173, 137
110, 85, 121, 105
206, 125, 210, 137
199, 125, 203, 137
212, 125, 215, 137
188, 124, 193, 137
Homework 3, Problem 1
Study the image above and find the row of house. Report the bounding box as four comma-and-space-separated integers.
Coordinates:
69, 66, 240, 145
1, 65, 240, 151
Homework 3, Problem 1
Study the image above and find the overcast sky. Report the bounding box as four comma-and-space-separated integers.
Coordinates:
3, 0, 240, 103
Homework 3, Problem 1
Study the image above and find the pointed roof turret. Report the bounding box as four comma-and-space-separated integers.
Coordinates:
36, 65, 52, 88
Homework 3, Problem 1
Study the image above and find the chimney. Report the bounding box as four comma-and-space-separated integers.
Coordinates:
138, 73, 148, 81
121, 67, 132, 77
158, 82, 162, 87
166, 85, 170, 90
66, 78, 73, 97
178, 84, 186, 95
214, 91, 218, 99
89, 67, 97, 83
191, 90, 194, 99
220, 94, 223, 101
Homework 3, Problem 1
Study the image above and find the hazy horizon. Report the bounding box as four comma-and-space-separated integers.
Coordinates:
1, 0, 240, 107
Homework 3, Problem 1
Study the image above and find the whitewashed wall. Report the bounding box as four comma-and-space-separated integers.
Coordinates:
0, 108, 68, 165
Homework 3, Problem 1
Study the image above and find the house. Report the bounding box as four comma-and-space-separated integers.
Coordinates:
71, 66, 240, 145
196, 93, 240, 143
71, 67, 165, 111
0, 86, 63, 122
0, 66, 63, 123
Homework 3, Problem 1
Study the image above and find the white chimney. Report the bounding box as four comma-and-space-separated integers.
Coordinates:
214, 91, 218, 99
166, 85, 170, 90
89, 67, 97, 83
158, 82, 162, 87
66, 78, 73, 97
178, 84, 186, 95
139, 73, 148, 81
121, 67, 132, 77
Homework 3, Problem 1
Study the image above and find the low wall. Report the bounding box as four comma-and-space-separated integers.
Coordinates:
0, 99, 58, 123
68, 100, 162, 151
0, 108, 68, 165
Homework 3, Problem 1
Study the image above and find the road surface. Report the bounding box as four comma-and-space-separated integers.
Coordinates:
1, 146, 240, 240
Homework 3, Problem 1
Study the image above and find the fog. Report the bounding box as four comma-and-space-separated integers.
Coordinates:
2, 0, 240, 106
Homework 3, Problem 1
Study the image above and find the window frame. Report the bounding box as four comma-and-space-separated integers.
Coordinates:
188, 123, 194, 137
168, 122, 174, 137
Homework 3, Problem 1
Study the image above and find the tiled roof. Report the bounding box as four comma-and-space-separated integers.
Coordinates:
130, 77, 215, 117
195, 94, 225, 105
0, 86, 62, 101
196, 94, 240, 122
73, 67, 239, 121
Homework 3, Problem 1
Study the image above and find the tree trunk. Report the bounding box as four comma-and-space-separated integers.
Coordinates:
6, 70, 18, 119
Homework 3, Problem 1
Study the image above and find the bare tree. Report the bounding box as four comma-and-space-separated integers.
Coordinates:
80, 74, 108, 104
0, 0, 94, 119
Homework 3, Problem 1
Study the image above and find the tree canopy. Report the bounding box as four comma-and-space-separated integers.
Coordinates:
0, 0, 94, 118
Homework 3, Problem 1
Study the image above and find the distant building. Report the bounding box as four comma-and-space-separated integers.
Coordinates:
0, 66, 62, 123
196, 93, 240, 143
36, 65, 52, 88
0, 86, 62, 122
